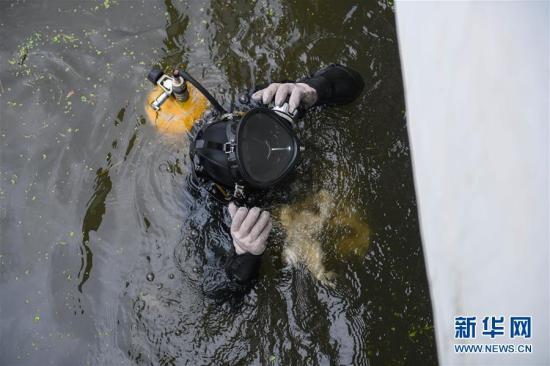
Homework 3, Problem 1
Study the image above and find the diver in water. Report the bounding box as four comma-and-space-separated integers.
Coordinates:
162, 64, 364, 301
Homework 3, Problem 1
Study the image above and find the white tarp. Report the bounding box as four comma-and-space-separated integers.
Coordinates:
395, 1, 549, 364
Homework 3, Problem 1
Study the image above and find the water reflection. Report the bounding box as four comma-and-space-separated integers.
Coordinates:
78, 166, 112, 292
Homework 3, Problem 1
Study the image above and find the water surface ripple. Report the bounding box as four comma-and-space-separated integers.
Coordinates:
0, 0, 436, 365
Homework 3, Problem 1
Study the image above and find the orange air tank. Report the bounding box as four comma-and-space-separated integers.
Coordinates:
144, 83, 209, 135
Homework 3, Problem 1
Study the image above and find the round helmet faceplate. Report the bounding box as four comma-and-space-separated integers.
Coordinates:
235, 108, 300, 188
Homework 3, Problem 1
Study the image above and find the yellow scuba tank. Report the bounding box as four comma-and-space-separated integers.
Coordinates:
145, 83, 208, 135
144, 68, 215, 135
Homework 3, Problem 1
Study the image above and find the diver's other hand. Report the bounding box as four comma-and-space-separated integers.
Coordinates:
228, 202, 272, 256
252, 82, 317, 113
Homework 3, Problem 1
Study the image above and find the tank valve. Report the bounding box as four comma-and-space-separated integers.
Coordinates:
147, 67, 189, 111
172, 69, 189, 102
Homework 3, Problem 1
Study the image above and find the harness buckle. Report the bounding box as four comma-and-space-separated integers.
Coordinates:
233, 183, 245, 199
223, 141, 235, 154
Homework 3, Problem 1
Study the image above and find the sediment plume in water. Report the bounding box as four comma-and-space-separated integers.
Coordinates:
277, 190, 370, 285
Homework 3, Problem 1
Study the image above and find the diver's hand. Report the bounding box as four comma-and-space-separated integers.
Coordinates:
228, 202, 272, 255
252, 82, 317, 113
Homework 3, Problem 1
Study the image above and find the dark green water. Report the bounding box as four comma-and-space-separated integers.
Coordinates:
0, 0, 437, 365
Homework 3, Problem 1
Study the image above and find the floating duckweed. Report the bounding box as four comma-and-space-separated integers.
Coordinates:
62, 34, 77, 43
33, 315, 40, 323
53, 33, 78, 44
17, 32, 42, 65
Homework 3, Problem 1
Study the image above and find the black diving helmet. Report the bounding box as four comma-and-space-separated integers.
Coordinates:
191, 105, 302, 194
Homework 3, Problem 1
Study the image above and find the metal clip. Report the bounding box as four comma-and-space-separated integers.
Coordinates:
233, 183, 245, 199
220, 113, 234, 121
223, 141, 235, 154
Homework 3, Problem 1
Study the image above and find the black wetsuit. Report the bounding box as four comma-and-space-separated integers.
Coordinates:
181, 64, 364, 302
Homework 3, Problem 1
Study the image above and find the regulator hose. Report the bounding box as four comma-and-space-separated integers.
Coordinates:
180, 70, 227, 114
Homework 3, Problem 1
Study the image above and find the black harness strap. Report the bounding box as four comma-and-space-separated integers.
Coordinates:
194, 139, 225, 151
